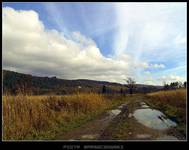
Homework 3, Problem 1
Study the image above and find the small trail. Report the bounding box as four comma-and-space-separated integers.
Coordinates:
56, 103, 127, 140
100, 98, 182, 141
56, 96, 182, 140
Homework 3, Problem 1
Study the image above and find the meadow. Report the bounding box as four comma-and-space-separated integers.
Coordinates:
2, 89, 187, 140
146, 89, 186, 136
3, 93, 127, 140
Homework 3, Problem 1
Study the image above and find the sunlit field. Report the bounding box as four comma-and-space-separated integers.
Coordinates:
3, 93, 108, 140
3, 93, 129, 140
2, 89, 187, 140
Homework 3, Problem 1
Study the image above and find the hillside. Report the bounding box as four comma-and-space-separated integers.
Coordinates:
2, 70, 163, 95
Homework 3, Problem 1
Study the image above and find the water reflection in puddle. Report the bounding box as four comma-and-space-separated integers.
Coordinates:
141, 104, 149, 108
133, 108, 177, 130
140, 102, 150, 108
109, 109, 121, 116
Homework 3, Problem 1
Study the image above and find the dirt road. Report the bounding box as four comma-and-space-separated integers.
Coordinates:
56, 96, 184, 141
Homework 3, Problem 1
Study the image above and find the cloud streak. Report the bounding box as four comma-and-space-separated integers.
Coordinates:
2, 3, 186, 85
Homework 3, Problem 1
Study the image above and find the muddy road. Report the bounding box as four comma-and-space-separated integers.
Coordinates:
56, 96, 184, 141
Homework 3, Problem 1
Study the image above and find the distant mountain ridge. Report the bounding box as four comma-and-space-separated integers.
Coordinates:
2, 70, 163, 95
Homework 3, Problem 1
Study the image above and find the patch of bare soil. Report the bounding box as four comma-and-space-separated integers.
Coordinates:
55, 109, 121, 140
100, 98, 183, 141
55, 95, 184, 141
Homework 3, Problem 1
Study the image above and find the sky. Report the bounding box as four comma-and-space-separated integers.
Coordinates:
2, 2, 187, 85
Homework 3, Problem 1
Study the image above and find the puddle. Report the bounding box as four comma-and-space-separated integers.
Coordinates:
140, 102, 150, 108
118, 105, 123, 109
136, 134, 152, 139
133, 108, 177, 130
81, 134, 99, 140
141, 104, 150, 108
128, 113, 133, 118
118, 103, 128, 110
140, 102, 146, 105
109, 109, 121, 116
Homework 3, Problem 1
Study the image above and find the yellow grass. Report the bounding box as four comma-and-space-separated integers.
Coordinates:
147, 89, 186, 135
3, 93, 109, 140
147, 89, 186, 108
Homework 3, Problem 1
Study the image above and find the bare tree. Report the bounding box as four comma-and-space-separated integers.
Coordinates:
124, 77, 136, 95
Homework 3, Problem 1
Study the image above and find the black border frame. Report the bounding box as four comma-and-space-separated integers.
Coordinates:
1, 0, 188, 149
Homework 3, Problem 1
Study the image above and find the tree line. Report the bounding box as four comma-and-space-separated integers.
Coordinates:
163, 81, 187, 90
102, 78, 187, 95
102, 77, 136, 95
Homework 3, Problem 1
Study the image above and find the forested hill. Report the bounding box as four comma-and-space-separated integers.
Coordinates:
2, 70, 163, 95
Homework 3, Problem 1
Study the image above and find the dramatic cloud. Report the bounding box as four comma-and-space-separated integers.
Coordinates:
2, 4, 186, 85
2, 7, 139, 83
113, 3, 186, 84
113, 3, 186, 53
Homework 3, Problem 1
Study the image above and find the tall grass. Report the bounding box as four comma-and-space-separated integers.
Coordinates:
3, 93, 109, 140
147, 89, 186, 108
146, 89, 186, 136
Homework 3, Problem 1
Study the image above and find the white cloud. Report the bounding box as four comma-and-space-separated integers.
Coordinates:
144, 71, 151, 75
149, 64, 165, 69
3, 7, 145, 83
158, 75, 185, 84
2, 5, 186, 85
141, 74, 185, 86
112, 3, 186, 86
113, 3, 186, 64
174, 33, 186, 48
135, 62, 165, 70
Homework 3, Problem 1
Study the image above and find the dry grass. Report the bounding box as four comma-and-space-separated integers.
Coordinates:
3, 93, 109, 140
146, 89, 187, 136
147, 89, 186, 108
